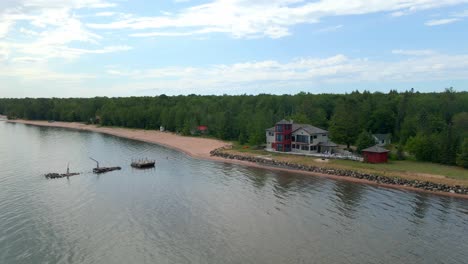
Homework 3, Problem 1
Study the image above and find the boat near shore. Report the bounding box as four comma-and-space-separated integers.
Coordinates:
131, 159, 156, 169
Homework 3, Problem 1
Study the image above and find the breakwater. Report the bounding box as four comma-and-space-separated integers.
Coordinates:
210, 148, 468, 195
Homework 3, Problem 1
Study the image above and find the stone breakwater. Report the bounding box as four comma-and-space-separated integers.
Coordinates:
210, 148, 468, 195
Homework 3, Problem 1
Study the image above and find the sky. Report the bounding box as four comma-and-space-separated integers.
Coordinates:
1, 0, 468, 98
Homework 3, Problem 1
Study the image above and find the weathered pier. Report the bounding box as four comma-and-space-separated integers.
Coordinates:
45, 172, 80, 179
45, 164, 80, 179
90, 157, 122, 174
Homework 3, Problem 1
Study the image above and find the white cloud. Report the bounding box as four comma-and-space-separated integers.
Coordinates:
316, 24, 343, 33
95, 11, 117, 17
425, 18, 461, 26
103, 52, 468, 94
392, 49, 436, 56
88, 0, 468, 39
0, 0, 131, 63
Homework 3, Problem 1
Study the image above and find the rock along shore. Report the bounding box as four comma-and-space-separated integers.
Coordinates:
210, 148, 468, 195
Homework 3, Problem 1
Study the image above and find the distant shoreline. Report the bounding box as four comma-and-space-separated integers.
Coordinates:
7, 120, 230, 160
6, 119, 468, 199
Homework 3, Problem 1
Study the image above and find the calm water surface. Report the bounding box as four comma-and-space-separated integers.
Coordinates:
0, 121, 467, 264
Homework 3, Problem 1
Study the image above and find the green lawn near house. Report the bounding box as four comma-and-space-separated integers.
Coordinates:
225, 144, 468, 186
331, 159, 468, 181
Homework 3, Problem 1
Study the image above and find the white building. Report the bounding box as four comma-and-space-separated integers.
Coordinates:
266, 120, 337, 154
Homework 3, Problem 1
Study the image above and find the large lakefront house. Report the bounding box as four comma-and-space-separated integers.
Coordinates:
266, 119, 337, 154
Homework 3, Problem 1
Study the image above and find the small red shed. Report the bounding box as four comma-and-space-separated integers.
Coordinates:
197, 125, 208, 134
362, 145, 390, 163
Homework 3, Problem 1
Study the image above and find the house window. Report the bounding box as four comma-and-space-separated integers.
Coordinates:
311, 146, 317, 151
296, 144, 300, 149
322, 134, 327, 137
296, 135, 308, 143
285, 134, 291, 140
292, 136, 295, 142
268, 132, 274, 136
301, 145, 309, 151
276, 134, 283, 141
313, 135, 317, 139
277, 144, 283, 151
292, 144, 296, 149
276, 125, 283, 132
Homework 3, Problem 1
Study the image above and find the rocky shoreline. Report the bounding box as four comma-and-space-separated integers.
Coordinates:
210, 148, 468, 195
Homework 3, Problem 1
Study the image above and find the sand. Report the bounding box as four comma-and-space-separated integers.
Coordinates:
6, 119, 467, 199
7, 120, 230, 160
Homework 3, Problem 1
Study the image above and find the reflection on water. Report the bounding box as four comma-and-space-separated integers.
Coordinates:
0, 122, 467, 264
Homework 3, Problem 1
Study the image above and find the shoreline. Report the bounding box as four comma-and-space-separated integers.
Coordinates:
6, 119, 468, 199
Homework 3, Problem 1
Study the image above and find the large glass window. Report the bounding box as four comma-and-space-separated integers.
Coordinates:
277, 144, 283, 151
276, 134, 283, 141
296, 135, 308, 143
301, 145, 309, 151
276, 125, 283, 132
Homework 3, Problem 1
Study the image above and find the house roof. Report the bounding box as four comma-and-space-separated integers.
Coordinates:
266, 122, 328, 134
293, 123, 328, 134
318, 141, 338, 147
276, 119, 293, 125
362, 145, 390, 153
373, 133, 391, 141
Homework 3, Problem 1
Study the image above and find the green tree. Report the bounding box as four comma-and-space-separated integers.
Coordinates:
355, 131, 376, 153
456, 138, 468, 168
406, 134, 439, 162
329, 100, 360, 149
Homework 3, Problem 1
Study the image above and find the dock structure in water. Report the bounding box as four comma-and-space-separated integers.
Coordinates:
45, 164, 80, 179
90, 157, 122, 174
131, 159, 156, 169
93, 167, 122, 174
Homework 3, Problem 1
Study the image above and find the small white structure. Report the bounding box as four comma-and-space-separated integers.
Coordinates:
372, 133, 391, 146
160, 126, 165, 132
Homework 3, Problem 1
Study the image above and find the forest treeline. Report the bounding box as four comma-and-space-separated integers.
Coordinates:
1, 89, 467, 167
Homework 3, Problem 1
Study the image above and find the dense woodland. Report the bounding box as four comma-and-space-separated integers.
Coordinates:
1, 89, 467, 168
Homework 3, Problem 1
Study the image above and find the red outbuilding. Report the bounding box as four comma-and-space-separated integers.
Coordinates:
362, 145, 390, 163
197, 125, 208, 134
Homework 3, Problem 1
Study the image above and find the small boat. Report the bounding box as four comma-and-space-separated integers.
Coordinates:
131, 159, 156, 169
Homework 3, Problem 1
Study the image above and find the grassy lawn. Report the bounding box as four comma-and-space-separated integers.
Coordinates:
225, 144, 468, 186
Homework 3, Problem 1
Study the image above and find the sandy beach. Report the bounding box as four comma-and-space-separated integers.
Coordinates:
7, 120, 230, 160
6, 119, 468, 198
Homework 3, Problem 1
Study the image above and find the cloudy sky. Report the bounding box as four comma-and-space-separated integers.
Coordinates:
1, 0, 468, 97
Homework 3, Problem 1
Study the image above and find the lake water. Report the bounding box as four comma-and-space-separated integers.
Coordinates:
0, 121, 467, 264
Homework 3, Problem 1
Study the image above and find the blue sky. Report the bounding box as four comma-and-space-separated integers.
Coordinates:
1, 0, 468, 98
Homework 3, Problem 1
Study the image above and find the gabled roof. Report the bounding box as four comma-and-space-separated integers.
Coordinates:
266, 127, 274, 132
276, 119, 293, 125
362, 145, 390, 153
318, 141, 337, 147
292, 123, 328, 134
373, 133, 391, 141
